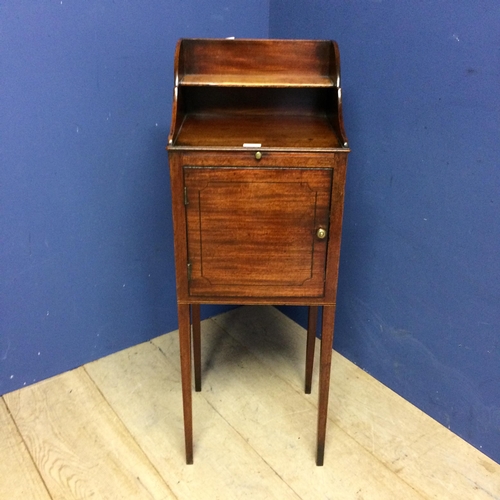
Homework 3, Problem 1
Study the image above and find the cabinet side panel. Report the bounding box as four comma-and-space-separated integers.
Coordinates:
324, 155, 348, 302
168, 153, 190, 301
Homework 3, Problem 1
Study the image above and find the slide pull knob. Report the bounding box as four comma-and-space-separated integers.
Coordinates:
316, 228, 327, 240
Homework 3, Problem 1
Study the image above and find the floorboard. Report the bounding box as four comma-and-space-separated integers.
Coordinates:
3, 368, 175, 500
1, 306, 499, 500
0, 398, 51, 500
85, 338, 301, 499
154, 312, 425, 499
212, 307, 500, 500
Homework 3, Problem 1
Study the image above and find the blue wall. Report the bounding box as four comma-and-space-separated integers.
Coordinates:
271, 1, 500, 463
1, 1, 268, 394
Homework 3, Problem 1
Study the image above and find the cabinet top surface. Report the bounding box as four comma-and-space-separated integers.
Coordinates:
172, 113, 342, 150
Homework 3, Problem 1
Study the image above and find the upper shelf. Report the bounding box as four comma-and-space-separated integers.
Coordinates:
179, 74, 335, 88
174, 39, 341, 89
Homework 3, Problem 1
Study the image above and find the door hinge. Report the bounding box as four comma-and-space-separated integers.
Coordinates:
184, 186, 189, 205
187, 262, 192, 281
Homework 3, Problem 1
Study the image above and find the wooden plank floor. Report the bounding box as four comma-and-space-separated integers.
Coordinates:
1, 306, 499, 499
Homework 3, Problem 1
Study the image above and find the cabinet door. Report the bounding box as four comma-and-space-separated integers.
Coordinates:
184, 167, 332, 298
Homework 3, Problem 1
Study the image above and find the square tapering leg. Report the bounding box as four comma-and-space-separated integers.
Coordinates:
178, 303, 193, 464
191, 304, 202, 392
305, 306, 318, 394
316, 305, 335, 466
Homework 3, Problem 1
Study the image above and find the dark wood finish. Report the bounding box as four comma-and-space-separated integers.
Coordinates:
177, 39, 336, 84
305, 306, 318, 394
191, 304, 201, 392
176, 113, 341, 149
177, 303, 193, 464
184, 167, 331, 298
167, 39, 349, 465
316, 305, 336, 466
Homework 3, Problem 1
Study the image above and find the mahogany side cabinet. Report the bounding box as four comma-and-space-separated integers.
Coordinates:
166, 38, 349, 466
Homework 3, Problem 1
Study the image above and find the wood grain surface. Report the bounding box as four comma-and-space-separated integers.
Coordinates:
3, 369, 174, 500
0, 398, 51, 500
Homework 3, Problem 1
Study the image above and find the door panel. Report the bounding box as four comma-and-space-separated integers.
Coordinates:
184, 167, 332, 298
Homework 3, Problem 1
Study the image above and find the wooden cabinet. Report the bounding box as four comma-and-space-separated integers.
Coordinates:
167, 39, 349, 465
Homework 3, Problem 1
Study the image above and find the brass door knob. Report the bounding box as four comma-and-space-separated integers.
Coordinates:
255, 151, 262, 160
316, 228, 327, 239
